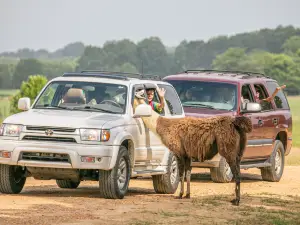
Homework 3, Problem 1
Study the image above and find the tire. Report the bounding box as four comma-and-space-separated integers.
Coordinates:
99, 146, 131, 199
261, 140, 285, 182
152, 152, 179, 194
210, 156, 233, 183
0, 164, 26, 194
56, 180, 80, 189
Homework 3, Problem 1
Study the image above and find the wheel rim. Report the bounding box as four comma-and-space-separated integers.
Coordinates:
274, 148, 282, 176
170, 156, 178, 184
117, 157, 127, 190
224, 161, 233, 180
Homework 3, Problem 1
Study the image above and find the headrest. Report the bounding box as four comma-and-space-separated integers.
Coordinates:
63, 88, 86, 104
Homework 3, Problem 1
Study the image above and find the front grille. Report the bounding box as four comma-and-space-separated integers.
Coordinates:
22, 135, 76, 143
21, 152, 71, 163
26, 126, 76, 133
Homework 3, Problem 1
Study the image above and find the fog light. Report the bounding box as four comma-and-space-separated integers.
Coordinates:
0, 151, 11, 158
81, 156, 95, 163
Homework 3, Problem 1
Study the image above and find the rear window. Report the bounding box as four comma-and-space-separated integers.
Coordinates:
265, 81, 290, 110
165, 80, 238, 111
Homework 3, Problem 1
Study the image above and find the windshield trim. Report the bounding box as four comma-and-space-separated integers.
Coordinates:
32, 80, 128, 115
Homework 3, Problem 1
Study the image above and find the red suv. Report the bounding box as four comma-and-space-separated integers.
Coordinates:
163, 70, 292, 183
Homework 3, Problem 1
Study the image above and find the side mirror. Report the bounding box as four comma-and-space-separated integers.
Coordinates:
18, 97, 31, 111
133, 104, 152, 118
241, 102, 261, 113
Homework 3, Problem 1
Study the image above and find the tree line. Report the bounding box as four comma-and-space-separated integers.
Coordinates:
0, 25, 300, 95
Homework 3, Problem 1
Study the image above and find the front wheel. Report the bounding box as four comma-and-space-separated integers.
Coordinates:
0, 164, 26, 194
261, 140, 285, 182
210, 156, 233, 183
152, 152, 179, 194
99, 146, 131, 199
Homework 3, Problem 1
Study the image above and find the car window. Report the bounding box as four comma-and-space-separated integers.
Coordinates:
157, 84, 183, 116
241, 84, 255, 102
165, 80, 237, 111
265, 81, 290, 110
34, 81, 127, 114
131, 84, 165, 116
253, 84, 273, 111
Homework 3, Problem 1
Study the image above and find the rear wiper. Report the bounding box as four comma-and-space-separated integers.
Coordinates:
72, 105, 118, 114
183, 103, 216, 109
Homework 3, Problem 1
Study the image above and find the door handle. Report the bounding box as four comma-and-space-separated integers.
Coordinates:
258, 119, 263, 126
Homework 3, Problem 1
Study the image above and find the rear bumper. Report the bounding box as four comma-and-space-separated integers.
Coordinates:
0, 139, 118, 170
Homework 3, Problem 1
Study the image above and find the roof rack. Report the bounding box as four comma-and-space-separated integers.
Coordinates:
182, 69, 270, 79
62, 70, 162, 81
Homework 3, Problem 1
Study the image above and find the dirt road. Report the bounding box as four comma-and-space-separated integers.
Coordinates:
1, 150, 300, 225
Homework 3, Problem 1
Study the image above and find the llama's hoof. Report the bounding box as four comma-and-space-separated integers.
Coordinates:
230, 199, 240, 206
183, 194, 190, 199
174, 195, 183, 199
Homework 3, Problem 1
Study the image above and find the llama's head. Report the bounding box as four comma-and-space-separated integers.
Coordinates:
132, 89, 147, 112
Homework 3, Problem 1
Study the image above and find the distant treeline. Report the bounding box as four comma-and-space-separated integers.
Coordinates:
0, 25, 300, 94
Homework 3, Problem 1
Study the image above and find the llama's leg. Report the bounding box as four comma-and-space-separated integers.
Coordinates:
175, 156, 185, 199
227, 159, 241, 206
184, 157, 192, 199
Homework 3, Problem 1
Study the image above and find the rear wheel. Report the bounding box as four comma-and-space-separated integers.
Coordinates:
261, 140, 284, 182
99, 146, 131, 199
210, 157, 233, 183
56, 180, 80, 189
0, 164, 26, 194
152, 152, 179, 194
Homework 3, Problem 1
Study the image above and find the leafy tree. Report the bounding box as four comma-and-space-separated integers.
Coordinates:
137, 37, 170, 75
282, 36, 300, 54
12, 59, 44, 89
10, 75, 48, 114
0, 64, 15, 89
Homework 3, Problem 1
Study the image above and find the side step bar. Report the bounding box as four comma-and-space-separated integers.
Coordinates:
131, 169, 166, 177
240, 161, 271, 169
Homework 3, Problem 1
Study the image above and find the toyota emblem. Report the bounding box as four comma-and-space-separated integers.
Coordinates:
45, 129, 54, 136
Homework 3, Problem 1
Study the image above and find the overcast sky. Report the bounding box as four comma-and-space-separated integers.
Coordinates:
1, 0, 300, 52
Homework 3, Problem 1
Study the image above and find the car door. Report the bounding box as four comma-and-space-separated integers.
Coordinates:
149, 83, 185, 163
130, 84, 149, 162
248, 83, 275, 159
240, 83, 269, 160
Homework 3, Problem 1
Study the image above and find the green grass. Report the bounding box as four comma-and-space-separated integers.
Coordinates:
0, 97, 11, 123
0, 89, 18, 97
288, 96, 300, 148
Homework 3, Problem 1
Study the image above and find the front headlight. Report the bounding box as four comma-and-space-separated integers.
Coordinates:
79, 129, 110, 142
0, 124, 23, 137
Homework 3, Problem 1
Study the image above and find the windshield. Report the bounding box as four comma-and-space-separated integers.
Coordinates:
166, 80, 237, 111
33, 81, 128, 114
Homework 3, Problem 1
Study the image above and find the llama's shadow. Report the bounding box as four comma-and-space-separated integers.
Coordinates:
191, 171, 263, 183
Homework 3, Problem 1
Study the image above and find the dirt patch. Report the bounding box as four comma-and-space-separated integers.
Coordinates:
1, 164, 300, 225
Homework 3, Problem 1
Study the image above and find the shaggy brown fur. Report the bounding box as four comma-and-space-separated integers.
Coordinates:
133, 97, 252, 206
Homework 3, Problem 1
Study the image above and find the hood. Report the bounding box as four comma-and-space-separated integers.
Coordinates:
4, 109, 123, 129
183, 107, 236, 118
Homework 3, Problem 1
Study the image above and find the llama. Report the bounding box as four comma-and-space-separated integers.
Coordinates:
133, 94, 252, 206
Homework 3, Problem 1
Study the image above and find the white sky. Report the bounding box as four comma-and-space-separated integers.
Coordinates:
1, 0, 300, 52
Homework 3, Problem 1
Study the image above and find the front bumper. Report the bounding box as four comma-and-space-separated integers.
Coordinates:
0, 138, 118, 170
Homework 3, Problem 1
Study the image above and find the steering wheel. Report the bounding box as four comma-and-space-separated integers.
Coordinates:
99, 100, 122, 108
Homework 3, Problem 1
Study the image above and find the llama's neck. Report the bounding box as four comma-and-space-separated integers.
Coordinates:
133, 97, 160, 136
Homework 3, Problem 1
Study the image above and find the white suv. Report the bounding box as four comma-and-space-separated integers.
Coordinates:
0, 71, 185, 199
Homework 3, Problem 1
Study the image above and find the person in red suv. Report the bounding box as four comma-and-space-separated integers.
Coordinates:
163, 70, 292, 183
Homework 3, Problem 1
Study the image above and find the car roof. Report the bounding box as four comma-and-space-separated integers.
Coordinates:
50, 71, 170, 86
163, 70, 277, 84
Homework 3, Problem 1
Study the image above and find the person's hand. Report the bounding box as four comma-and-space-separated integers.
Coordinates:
157, 87, 166, 98
276, 85, 286, 91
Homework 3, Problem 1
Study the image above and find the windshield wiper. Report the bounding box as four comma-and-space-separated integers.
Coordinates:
72, 105, 118, 114
183, 103, 216, 109
35, 104, 71, 110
